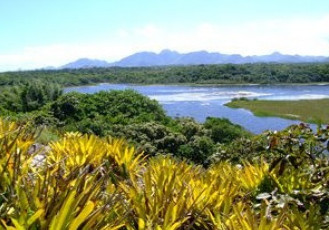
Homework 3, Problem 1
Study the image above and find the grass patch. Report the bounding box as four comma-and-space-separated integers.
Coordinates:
226, 98, 329, 124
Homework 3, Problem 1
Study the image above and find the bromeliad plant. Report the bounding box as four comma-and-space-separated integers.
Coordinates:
1, 118, 329, 229
0, 119, 140, 229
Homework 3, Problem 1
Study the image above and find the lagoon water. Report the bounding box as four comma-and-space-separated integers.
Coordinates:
64, 84, 329, 134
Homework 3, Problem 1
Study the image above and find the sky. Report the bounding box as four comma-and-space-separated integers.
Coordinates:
1, 0, 329, 71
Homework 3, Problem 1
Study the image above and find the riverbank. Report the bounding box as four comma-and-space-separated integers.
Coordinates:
225, 98, 329, 124
64, 81, 329, 89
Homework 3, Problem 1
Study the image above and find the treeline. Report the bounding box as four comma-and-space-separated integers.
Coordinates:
1, 63, 329, 86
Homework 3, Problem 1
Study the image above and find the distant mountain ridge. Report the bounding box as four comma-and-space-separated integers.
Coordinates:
59, 50, 329, 69
61, 58, 110, 69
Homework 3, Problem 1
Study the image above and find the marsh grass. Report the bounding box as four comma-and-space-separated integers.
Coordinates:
226, 98, 329, 124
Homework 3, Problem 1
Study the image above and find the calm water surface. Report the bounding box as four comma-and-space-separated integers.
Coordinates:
65, 84, 329, 134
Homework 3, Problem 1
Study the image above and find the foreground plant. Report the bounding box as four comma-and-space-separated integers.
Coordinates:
0, 120, 134, 229
1, 118, 329, 229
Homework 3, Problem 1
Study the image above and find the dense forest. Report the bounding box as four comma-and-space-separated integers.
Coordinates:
1, 63, 329, 86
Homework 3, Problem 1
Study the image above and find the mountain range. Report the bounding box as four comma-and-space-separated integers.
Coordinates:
59, 50, 329, 69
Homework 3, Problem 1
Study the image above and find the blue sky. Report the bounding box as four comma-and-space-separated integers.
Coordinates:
1, 0, 329, 71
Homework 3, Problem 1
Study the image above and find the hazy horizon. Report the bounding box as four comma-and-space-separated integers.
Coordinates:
1, 0, 329, 71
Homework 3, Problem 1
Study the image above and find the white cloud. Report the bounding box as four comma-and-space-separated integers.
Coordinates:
1, 16, 329, 71
134, 24, 163, 38
0, 43, 134, 71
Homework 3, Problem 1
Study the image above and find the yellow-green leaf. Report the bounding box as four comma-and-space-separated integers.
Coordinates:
27, 209, 44, 226
69, 201, 95, 230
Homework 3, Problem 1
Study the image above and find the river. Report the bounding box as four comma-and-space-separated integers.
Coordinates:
64, 84, 329, 134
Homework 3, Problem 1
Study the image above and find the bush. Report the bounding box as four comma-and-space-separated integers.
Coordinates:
0, 81, 62, 113
178, 136, 215, 165
204, 117, 250, 143
49, 90, 167, 127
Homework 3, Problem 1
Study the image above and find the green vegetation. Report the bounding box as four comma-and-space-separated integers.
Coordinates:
1, 63, 329, 86
1, 65, 329, 228
0, 81, 62, 113
1, 117, 329, 229
226, 98, 329, 123
47, 91, 249, 164
0, 83, 249, 165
